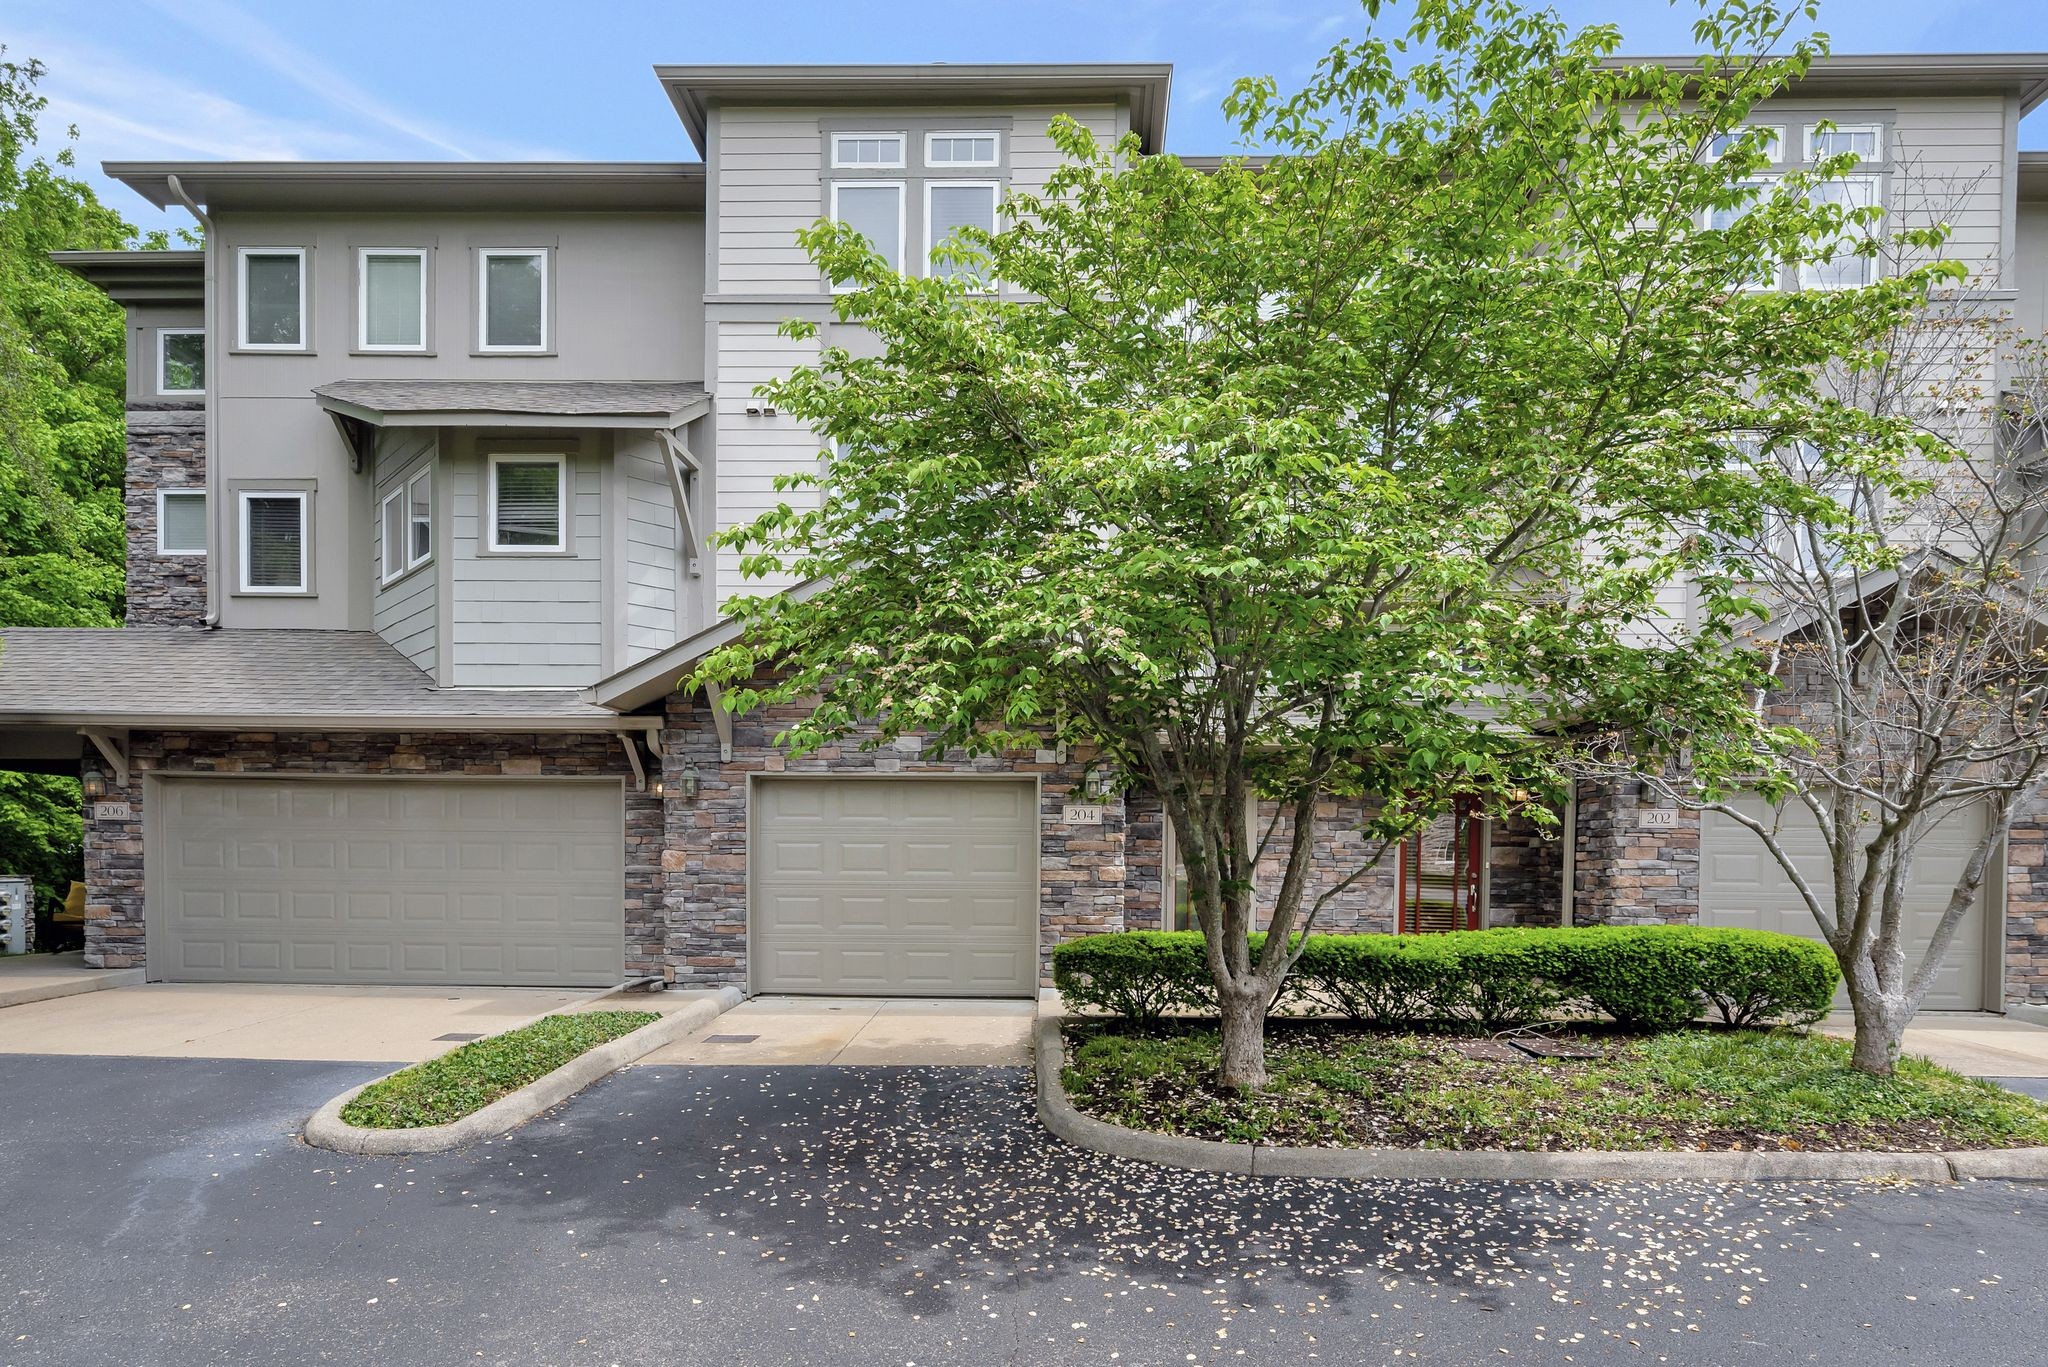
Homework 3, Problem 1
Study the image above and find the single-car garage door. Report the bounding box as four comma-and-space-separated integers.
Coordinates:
150, 777, 625, 986
1700, 795, 1995, 1011
751, 777, 1039, 996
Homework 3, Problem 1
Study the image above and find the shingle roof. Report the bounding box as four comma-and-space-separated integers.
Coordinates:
313, 379, 708, 421
0, 629, 636, 729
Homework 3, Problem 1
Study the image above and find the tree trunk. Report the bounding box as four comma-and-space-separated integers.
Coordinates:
1217, 984, 1268, 1091
1849, 1005, 1901, 1078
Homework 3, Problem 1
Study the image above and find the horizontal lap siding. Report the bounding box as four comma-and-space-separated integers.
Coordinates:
716, 322, 823, 595
1889, 97, 2007, 280
450, 450, 603, 686
620, 434, 681, 663
370, 430, 437, 675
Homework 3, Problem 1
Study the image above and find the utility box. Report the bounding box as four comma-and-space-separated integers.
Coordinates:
0, 877, 30, 955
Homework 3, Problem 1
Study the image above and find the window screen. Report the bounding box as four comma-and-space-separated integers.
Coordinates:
483, 252, 545, 349
492, 459, 563, 549
159, 491, 206, 554
832, 184, 902, 277
160, 331, 204, 393
243, 494, 305, 590
363, 252, 424, 348
927, 183, 998, 280
242, 252, 303, 346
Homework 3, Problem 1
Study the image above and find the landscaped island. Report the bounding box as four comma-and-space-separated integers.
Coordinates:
340, 1010, 660, 1130
1053, 929, 2048, 1153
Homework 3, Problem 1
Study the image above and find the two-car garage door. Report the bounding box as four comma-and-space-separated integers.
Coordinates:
750, 777, 1040, 997
1699, 795, 1996, 1011
150, 777, 625, 987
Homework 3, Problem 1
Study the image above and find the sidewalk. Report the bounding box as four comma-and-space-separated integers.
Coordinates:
0, 952, 143, 1009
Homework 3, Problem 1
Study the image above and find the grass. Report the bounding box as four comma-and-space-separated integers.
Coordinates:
1062, 1019, 2048, 1152
339, 1010, 660, 1130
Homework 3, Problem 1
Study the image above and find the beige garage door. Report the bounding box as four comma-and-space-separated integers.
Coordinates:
1700, 795, 1994, 1011
150, 777, 625, 986
751, 777, 1039, 996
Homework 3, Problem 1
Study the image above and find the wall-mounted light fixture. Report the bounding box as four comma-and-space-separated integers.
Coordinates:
82, 771, 106, 801
679, 767, 699, 800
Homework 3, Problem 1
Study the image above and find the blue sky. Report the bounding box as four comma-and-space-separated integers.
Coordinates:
11, 0, 2048, 232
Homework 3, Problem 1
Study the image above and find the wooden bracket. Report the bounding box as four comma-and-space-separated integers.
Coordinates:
79, 727, 130, 788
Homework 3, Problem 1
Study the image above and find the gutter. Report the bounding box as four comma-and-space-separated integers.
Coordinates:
163, 174, 219, 629
0, 711, 660, 736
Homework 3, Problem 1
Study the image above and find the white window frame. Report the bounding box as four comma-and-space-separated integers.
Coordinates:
1804, 122, 1884, 165
1700, 176, 1783, 292
924, 130, 1001, 168
155, 489, 206, 556
1798, 175, 1883, 291
476, 249, 550, 353
485, 452, 569, 553
237, 489, 309, 594
828, 181, 906, 292
356, 247, 428, 352
830, 132, 906, 169
235, 247, 307, 350
379, 485, 407, 585
1705, 124, 1783, 164
924, 179, 1001, 289
406, 467, 432, 570
155, 328, 205, 396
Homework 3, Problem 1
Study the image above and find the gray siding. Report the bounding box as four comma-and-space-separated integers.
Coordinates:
369, 428, 437, 674
2019, 198, 2048, 342
447, 432, 605, 686
618, 433, 682, 663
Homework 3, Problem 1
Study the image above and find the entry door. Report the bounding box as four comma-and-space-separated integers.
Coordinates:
750, 777, 1039, 996
1399, 804, 1484, 932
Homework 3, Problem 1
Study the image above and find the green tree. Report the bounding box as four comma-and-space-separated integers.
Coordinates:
694, 0, 1956, 1087
0, 50, 156, 921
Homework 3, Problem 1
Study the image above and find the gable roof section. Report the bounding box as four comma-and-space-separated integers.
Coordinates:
313, 379, 711, 429
0, 628, 643, 732
104, 162, 704, 213
655, 63, 1173, 155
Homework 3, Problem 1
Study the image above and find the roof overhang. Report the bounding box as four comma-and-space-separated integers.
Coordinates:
312, 381, 713, 430
104, 162, 706, 213
588, 579, 829, 712
1599, 52, 2048, 114
2022, 150, 2048, 201
0, 712, 657, 734
48, 249, 204, 305
654, 63, 1172, 155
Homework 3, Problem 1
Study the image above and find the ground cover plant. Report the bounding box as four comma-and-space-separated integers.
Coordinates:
339, 1010, 659, 1129
1060, 1018, 2048, 1152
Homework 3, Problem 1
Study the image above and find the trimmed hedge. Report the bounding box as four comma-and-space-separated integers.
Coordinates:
1052, 926, 1838, 1031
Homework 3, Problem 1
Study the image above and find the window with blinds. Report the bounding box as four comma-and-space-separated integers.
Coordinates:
239, 249, 304, 348
360, 249, 426, 350
926, 181, 998, 284
489, 456, 565, 550
240, 492, 306, 592
828, 183, 904, 287
158, 491, 206, 555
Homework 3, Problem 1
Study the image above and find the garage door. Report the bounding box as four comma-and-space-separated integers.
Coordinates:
751, 777, 1039, 996
151, 777, 625, 986
1699, 795, 1994, 1011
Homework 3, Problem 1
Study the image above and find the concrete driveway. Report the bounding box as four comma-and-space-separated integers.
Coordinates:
0, 982, 607, 1063
643, 994, 1034, 1065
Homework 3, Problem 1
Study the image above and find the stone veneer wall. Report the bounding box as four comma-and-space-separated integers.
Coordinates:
2006, 790, 2048, 1006
125, 407, 207, 627
1487, 809, 1566, 927
80, 731, 664, 977
1570, 780, 1700, 925
660, 692, 1126, 988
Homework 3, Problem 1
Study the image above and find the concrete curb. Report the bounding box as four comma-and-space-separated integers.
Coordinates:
1034, 1009, 2048, 1184
0, 965, 146, 1011
303, 986, 743, 1156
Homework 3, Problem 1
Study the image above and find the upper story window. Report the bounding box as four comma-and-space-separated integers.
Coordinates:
1706, 125, 1783, 164
359, 248, 427, 351
831, 133, 906, 169
239, 489, 309, 593
487, 454, 567, 552
1701, 179, 1781, 291
828, 182, 906, 287
479, 249, 549, 352
237, 248, 306, 350
926, 181, 999, 284
1799, 177, 1882, 290
157, 328, 204, 396
157, 490, 206, 556
379, 468, 432, 584
1806, 123, 1883, 165
926, 131, 1000, 168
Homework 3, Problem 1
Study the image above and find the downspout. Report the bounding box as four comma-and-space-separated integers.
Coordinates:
164, 174, 221, 628
1560, 782, 1577, 927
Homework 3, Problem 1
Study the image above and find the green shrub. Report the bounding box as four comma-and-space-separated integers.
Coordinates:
339, 1010, 659, 1129
1050, 925, 1840, 1031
